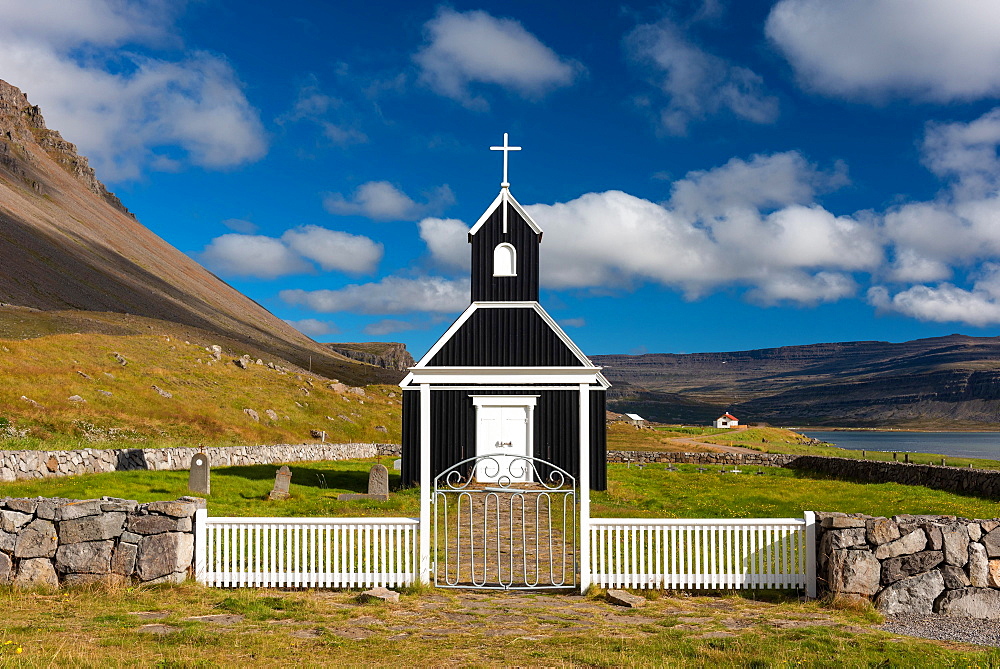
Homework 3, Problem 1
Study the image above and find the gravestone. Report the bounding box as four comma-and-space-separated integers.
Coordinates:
268, 466, 292, 501
368, 464, 389, 496
337, 464, 390, 502
188, 453, 210, 495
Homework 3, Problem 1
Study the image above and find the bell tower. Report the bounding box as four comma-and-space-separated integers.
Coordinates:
468, 133, 542, 302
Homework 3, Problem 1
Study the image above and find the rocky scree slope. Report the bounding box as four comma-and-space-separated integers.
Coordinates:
0, 79, 397, 387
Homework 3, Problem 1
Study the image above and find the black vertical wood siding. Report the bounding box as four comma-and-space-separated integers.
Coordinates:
471, 203, 539, 302
590, 389, 608, 490
400, 387, 607, 491
427, 307, 582, 366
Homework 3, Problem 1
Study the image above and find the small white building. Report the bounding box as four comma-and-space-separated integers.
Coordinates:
624, 413, 646, 427
713, 413, 739, 429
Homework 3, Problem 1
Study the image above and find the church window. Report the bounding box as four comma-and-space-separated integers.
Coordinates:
493, 243, 516, 277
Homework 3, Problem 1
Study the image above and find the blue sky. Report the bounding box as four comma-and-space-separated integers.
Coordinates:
4, 1, 1000, 356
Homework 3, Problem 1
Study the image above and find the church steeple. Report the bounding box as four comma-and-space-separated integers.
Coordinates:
467, 133, 542, 302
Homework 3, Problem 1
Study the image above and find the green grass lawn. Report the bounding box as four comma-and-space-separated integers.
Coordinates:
594, 463, 1000, 519
3, 459, 998, 521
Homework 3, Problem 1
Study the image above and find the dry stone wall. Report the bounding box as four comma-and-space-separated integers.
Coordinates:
0, 443, 401, 482
608, 452, 1000, 500
817, 512, 1000, 618
607, 451, 798, 467
0, 496, 202, 588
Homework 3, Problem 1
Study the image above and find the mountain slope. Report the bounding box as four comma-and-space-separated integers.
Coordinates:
0, 79, 398, 386
593, 334, 1000, 427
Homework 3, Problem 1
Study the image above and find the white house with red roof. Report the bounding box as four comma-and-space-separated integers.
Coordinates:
713, 412, 739, 429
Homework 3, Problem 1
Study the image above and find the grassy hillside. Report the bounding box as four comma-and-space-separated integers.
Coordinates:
0, 325, 402, 451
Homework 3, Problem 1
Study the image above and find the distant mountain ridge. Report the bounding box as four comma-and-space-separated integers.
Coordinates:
0, 79, 400, 386
592, 334, 1000, 428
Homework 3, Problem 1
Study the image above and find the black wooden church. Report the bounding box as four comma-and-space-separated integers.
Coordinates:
399, 134, 609, 490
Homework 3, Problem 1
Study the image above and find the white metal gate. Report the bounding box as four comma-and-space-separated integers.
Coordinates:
432, 454, 577, 590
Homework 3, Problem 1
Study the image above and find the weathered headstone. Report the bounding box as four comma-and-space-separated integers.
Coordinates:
268, 466, 292, 500
337, 464, 390, 502
368, 464, 389, 496
188, 453, 210, 495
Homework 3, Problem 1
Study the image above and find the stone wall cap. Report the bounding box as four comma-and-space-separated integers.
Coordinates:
144, 500, 197, 518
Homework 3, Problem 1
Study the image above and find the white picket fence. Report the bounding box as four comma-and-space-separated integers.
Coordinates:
192, 510, 815, 594
588, 514, 816, 595
194, 510, 419, 588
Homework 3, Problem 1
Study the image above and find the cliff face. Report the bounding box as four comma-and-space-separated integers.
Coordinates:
325, 343, 414, 373
0, 79, 398, 386
593, 335, 1000, 427
0, 83, 131, 216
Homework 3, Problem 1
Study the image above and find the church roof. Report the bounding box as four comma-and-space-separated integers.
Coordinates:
467, 189, 543, 239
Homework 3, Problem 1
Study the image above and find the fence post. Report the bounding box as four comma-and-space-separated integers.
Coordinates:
194, 508, 207, 585
578, 384, 591, 592
419, 383, 432, 585
803, 511, 817, 599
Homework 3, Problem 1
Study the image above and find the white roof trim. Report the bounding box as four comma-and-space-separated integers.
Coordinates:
399, 374, 611, 389
468, 189, 543, 237
413, 302, 478, 367
403, 367, 604, 386
470, 395, 539, 407
412, 301, 599, 370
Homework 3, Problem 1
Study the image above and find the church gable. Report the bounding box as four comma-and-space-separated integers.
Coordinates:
470, 199, 540, 302
422, 304, 588, 368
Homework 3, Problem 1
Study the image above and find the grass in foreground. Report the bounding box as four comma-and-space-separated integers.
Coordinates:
0, 583, 997, 667
2, 458, 998, 520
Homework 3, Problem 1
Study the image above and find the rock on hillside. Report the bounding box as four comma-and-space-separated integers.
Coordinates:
594, 334, 1000, 427
0, 79, 397, 387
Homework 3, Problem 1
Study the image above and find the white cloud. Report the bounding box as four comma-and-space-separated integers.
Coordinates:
418, 152, 877, 306
669, 151, 848, 219
414, 8, 581, 109
280, 276, 469, 315
746, 271, 856, 306
200, 226, 382, 279
0, 0, 266, 181
281, 226, 383, 274
200, 234, 311, 280
276, 82, 368, 146
626, 17, 778, 134
527, 194, 878, 302
922, 109, 1000, 198
886, 248, 952, 284
559, 318, 586, 328
222, 218, 258, 234
767, 0, 1000, 102
324, 181, 455, 221
285, 318, 339, 337
418, 217, 470, 270
880, 110, 1000, 287
869, 265, 1000, 327
364, 319, 420, 336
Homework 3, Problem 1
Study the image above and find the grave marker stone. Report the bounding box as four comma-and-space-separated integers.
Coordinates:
188, 453, 210, 495
368, 464, 389, 496
337, 464, 390, 502
268, 466, 292, 500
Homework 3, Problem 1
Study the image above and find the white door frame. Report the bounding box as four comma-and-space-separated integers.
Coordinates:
471, 395, 537, 482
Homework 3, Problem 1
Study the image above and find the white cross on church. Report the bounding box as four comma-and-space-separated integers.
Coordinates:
490, 132, 521, 188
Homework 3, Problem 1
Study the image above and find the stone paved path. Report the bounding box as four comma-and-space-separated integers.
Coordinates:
436, 485, 576, 589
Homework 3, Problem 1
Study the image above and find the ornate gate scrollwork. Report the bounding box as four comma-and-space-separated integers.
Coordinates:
432, 454, 578, 590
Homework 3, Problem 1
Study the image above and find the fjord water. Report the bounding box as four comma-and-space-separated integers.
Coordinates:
798, 430, 1000, 459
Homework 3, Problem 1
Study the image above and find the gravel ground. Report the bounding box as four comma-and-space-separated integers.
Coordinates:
878, 615, 1000, 647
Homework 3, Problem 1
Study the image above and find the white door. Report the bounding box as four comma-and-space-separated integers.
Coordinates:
476, 404, 531, 483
